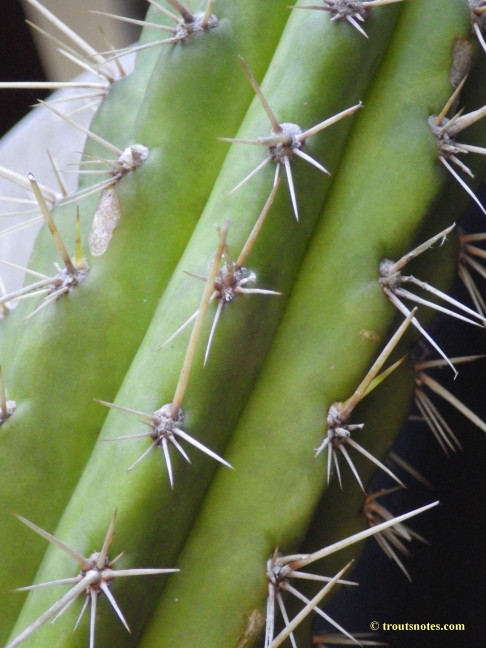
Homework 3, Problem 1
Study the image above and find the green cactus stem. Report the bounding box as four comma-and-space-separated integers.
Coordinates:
1, 1, 486, 647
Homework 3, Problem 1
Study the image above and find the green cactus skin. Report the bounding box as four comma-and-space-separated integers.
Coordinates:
1, 1, 402, 642
1, 0, 485, 647
0, 0, 294, 635
132, 4, 474, 648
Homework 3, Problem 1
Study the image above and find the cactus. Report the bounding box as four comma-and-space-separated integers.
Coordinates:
1, 1, 486, 647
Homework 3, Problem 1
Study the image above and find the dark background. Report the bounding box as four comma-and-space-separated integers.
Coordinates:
314, 204, 486, 647
0, 1, 48, 137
